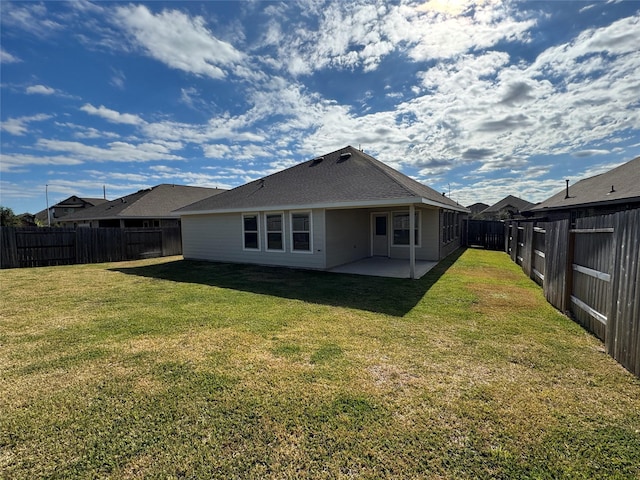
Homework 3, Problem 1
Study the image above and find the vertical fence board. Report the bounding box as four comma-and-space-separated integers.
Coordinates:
531, 226, 546, 286
509, 222, 518, 262
543, 219, 569, 311
521, 223, 534, 278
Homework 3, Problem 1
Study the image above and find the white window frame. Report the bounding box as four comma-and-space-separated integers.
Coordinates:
242, 213, 261, 251
264, 212, 285, 252
391, 210, 421, 247
289, 210, 313, 254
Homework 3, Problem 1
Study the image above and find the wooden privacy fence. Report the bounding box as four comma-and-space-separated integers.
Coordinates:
507, 209, 640, 377
464, 220, 506, 251
1, 227, 182, 269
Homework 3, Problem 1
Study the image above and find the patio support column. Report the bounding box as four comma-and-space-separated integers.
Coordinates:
409, 203, 416, 279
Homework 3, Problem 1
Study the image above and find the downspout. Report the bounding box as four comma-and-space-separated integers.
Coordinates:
409, 204, 416, 279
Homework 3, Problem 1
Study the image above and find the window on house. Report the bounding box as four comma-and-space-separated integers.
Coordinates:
266, 213, 284, 251
442, 211, 458, 243
243, 214, 259, 250
392, 211, 419, 246
375, 216, 387, 235
291, 212, 311, 252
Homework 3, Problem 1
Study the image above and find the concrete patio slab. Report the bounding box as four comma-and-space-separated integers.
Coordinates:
328, 257, 438, 279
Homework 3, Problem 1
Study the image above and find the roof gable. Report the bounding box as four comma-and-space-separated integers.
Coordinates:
482, 195, 534, 214
178, 146, 467, 214
530, 156, 640, 212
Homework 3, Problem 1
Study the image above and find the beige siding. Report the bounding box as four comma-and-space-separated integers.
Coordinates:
325, 209, 370, 268
388, 207, 440, 261
181, 209, 326, 269
181, 205, 459, 270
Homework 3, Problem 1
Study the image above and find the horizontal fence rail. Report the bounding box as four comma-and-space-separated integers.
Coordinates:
1, 227, 182, 269
505, 209, 640, 378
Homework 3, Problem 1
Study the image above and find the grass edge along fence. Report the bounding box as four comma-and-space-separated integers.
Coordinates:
507, 208, 640, 377
0, 226, 182, 269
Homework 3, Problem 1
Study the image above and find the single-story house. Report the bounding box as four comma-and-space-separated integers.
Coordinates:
59, 184, 225, 228
476, 195, 534, 220
35, 195, 109, 226
176, 146, 469, 279
525, 156, 640, 224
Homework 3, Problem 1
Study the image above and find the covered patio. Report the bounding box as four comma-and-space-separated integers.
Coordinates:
328, 256, 438, 279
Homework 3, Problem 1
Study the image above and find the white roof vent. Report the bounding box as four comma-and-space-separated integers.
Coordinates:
339, 152, 352, 161
311, 156, 324, 165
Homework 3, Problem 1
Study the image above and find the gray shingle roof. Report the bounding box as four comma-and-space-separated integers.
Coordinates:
178, 146, 467, 214
529, 156, 640, 212
62, 184, 225, 221
481, 195, 534, 214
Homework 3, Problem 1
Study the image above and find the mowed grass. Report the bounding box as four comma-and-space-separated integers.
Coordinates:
1, 249, 639, 479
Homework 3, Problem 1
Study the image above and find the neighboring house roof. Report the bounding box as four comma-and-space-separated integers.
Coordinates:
58, 196, 109, 207
178, 146, 468, 215
467, 202, 490, 215
34, 195, 109, 222
529, 156, 640, 212
62, 184, 226, 222
481, 195, 534, 214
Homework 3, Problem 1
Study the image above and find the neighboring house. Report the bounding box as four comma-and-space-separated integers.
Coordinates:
467, 202, 489, 217
526, 156, 640, 224
477, 195, 534, 220
59, 184, 225, 228
176, 146, 469, 278
35, 196, 109, 226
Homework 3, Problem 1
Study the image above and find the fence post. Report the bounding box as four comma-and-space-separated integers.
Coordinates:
563, 229, 575, 314
510, 221, 518, 262
606, 212, 619, 357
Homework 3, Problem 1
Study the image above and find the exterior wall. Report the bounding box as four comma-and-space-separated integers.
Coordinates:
439, 210, 467, 259
182, 205, 465, 270
388, 207, 440, 261
325, 209, 370, 268
181, 209, 326, 270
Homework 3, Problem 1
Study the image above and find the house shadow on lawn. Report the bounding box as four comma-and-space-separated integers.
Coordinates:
110, 248, 465, 317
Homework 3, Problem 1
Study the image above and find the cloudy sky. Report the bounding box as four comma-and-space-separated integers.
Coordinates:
1, 0, 639, 214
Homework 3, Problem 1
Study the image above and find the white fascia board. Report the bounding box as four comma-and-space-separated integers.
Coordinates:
178, 196, 469, 216
419, 198, 469, 213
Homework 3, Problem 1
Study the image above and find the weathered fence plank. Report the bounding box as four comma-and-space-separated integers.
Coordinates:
543, 219, 570, 312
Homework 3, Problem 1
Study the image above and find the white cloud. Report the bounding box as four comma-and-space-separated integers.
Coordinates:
0, 114, 53, 136
36, 139, 184, 163
0, 47, 20, 63
113, 5, 245, 79
262, 1, 535, 75
26, 84, 56, 95
110, 69, 126, 89
0, 153, 83, 173
0, 2, 63, 38
80, 104, 145, 125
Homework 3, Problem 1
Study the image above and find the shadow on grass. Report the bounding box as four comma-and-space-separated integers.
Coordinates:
111, 248, 465, 317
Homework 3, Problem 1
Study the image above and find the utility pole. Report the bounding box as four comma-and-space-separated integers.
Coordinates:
45, 184, 50, 227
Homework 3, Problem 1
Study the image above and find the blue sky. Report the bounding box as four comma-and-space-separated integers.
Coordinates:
1, 0, 639, 214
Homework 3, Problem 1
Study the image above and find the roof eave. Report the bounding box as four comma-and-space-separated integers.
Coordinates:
529, 195, 640, 212
178, 197, 469, 216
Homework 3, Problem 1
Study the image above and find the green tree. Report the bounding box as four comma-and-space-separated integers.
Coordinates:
0, 206, 20, 226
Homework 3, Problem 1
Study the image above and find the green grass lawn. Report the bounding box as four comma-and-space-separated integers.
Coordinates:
1, 249, 639, 479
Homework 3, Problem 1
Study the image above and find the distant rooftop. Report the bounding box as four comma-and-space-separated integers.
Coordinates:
529, 156, 640, 212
